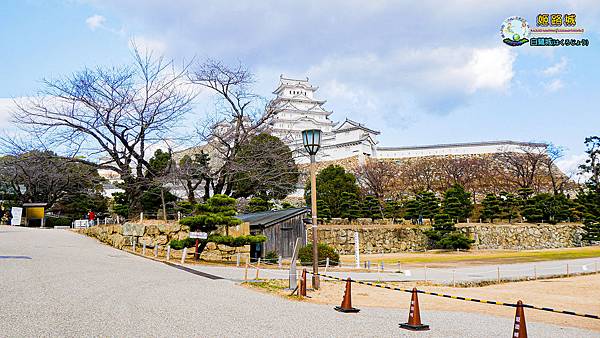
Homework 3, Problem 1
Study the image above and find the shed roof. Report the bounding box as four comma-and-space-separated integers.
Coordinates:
237, 208, 309, 228
22, 203, 47, 207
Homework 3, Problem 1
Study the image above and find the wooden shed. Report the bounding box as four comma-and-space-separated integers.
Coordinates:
237, 208, 309, 259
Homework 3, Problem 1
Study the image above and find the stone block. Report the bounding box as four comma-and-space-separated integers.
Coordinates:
113, 224, 123, 234
169, 223, 181, 233
123, 223, 145, 237
145, 224, 160, 236
156, 235, 168, 245
157, 224, 169, 234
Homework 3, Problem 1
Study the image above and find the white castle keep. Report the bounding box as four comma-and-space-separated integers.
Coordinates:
268, 76, 545, 164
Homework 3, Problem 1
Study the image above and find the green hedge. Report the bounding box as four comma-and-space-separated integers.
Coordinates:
46, 216, 72, 228
210, 234, 266, 247
298, 243, 339, 266
169, 234, 267, 250
169, 237, 197, 250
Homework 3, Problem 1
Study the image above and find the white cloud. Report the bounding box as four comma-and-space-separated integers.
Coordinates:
85, 14, 106, 31
556, 153, 588, 182
465, 47, 515, 93
542, 57, 568, 76
306, 46, 516, 118
544, 79, 564, 92
130, 36, 167, 55
0, 98, 16, 129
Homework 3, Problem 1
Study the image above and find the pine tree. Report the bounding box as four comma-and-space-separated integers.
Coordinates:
481, 194, 501, 222
246, 197, 271, 213
383, 200, 403, 222
442, 184, 473, 221
404, 199, 421, 223
499, 191, 519, 223
317, 199, 332, 220
443, 196, 463, 222
583, 221, 600, 241
433, 213, 455, 233
340, 192, 361, 220
361, 195, 382, 219
417, 191, 440, 222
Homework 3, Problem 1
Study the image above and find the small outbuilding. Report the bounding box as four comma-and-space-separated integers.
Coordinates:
237, 208, 309, 259
22, 203, 47, 227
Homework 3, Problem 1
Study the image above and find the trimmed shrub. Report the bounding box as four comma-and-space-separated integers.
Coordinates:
209, 234, 267, 247
264, 250, 279, 263
169, 237, 197, 250
46, 216, 72, 228
169, 234, 267, 251
436, 232, 474, 250
298, 243, 339, 266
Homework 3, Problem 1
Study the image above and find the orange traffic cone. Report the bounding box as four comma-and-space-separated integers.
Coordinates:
300, 269, 307, 297
399, 288, 430, 331
512, 300, 528, 338
334, 278, 360, 313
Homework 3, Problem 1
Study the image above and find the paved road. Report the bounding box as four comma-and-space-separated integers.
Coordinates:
1, 226, 597, 337
185, 257, 600, 284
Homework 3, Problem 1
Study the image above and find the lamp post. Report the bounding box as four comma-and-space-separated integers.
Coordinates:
302, 129, 321, 289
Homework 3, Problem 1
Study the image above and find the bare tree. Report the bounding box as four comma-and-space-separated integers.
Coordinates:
400, 157, 442, 193
493, 144, 548, 192
542, 143, 572, 194
175, 151, 211, 203
0, 150, 103, 206
354, 159, 399, 199
188, 60, 283, 196
8, 47, 194, 214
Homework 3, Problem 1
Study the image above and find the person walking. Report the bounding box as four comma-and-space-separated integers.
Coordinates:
87, 210, 95, 227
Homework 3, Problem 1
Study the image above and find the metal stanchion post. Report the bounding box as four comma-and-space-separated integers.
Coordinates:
181, 247, 187, 265
255, 258, 261, 280
452, 269, 456, 287
497, 266, 500, 284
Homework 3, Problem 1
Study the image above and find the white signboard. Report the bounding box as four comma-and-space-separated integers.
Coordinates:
189, 231, 208, 239
73, 220, 89, 229
11, 207, 23, 226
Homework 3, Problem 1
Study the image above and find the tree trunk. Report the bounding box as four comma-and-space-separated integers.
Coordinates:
186, 180, 196, 203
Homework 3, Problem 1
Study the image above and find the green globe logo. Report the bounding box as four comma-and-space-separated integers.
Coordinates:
513, 33, 520, 41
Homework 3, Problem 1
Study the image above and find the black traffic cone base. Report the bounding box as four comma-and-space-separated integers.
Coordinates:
334, 305, 360, 313
399, 323, 430, 331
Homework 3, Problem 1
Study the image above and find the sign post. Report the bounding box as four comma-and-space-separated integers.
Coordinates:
288, 237, 301, 290
190, 232, 208, 261
354, 231, 360, 269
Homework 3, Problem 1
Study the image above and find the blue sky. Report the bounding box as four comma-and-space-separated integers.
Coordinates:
1, 0, 599, 176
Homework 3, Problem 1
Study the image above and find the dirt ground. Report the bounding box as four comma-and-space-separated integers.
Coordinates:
257, 274, 600, 332
340, 246, 600, 268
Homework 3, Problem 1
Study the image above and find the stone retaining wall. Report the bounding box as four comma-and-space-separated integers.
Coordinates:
311, 223, 585, 254
457, 223, 584, 250
81, 222, 249, 261
309, 226, 429, 254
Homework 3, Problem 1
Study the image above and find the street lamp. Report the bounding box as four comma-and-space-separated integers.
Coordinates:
302, 129, 321, 289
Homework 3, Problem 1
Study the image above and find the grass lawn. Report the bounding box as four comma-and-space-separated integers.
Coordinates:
340, 246, 600, 267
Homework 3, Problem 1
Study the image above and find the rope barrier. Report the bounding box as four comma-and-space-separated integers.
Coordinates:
307, 271, 600, 320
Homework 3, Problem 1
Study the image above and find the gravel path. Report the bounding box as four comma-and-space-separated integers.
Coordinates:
184, 257, 600, 284
1, 225, 596, 337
